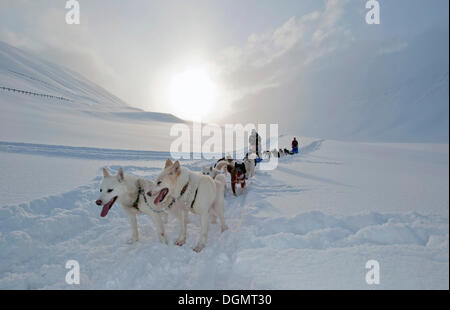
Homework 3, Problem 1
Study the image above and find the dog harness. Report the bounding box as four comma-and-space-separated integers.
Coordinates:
190, 188, 198, 209
172, 180, 199, 210
166, 182, 190, 209
131, 188, 141, 210
134, 179, 199, 214
131, 180, 181, 214
232, 173, 246, 184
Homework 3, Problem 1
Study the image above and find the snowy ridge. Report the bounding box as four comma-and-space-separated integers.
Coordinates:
0, 41, 124, 107
0, 141, 173, 161
0, 138, 447, 289
0, 40, 185, 151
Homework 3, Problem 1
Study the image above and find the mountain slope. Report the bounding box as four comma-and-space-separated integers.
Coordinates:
0, 41, 184, 151
0, 40, 126, 108
226, 28, 449, 143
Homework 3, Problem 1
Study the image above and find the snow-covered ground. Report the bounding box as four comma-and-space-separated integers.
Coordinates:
0, 138, 448, 289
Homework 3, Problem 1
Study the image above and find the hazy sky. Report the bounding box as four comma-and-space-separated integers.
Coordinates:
0, 0, 448, 131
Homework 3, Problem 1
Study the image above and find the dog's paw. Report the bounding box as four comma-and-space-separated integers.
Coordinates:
193, 244, 205, 253
175, 238, 186, 246
159, 233, 168, 245
126, 238, 138, 244
221, 225, 228, 233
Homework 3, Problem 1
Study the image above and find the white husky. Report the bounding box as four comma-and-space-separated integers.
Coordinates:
272, 148, 280, 158
96, 167, 168, 244
243, 153, 257, 179
152, 159, 227, 252
202, 164, 226, 179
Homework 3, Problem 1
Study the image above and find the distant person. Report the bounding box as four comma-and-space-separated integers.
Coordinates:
292, 137, 299, 154
249, 129, 261, 158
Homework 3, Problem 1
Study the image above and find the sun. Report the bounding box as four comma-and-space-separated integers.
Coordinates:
167, 66, 218, 121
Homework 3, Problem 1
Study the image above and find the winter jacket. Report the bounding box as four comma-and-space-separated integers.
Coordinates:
249, 132, 261, 151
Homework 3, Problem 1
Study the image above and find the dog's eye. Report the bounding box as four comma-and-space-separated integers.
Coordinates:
100, 189, 102, 192
107, 189, 113, 193
157, 181, 161, 185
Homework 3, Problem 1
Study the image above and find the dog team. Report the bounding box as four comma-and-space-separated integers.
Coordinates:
95, 136, 299, 252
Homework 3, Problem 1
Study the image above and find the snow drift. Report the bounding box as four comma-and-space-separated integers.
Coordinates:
0, 139, 447, 289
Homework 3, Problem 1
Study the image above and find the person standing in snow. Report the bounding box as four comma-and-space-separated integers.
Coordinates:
249, 129, 261, 158
292, 137, 299, 154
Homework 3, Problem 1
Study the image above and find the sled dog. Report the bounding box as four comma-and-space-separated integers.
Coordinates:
202, 163, 226, 179
227, 162, 247, 196
272, 148, 280, 158
284, 148, 293, 155
152, 159, 228, 252
214, 155, 234, 168
243, 156, 256, 179
96, 168, 168, 244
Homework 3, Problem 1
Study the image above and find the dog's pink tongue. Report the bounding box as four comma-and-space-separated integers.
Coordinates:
100, 205, 110, 217
154, 189, 167, 205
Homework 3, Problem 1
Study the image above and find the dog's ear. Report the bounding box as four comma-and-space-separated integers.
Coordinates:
102, 168, 110, 178
165, 158, 173, 168
173, 160, 181, 175
117, 167, 124, 182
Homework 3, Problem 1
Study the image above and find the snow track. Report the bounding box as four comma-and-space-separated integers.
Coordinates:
0, 141, 172, 161
0, 139, 448, 289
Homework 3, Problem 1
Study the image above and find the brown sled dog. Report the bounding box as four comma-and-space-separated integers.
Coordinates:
226, 162, 247, 196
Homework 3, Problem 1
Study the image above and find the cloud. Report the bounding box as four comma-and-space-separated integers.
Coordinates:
213, 2, 448, 142
0, 29, 41, 51
218, 12, 318, 72
377, 41, 408, 55
214, 0, 353, 117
